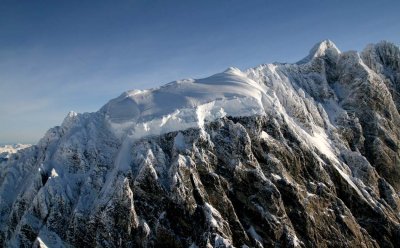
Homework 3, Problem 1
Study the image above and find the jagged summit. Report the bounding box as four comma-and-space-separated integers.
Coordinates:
96, 40, 347, 141
1, 41, 400, 247
311, 39, 339, 55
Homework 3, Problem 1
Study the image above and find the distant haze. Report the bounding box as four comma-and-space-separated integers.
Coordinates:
0, 0, 399, 144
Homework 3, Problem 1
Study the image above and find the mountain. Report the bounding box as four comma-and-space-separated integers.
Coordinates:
0, 144, 31, 163
1, 40, 400, 247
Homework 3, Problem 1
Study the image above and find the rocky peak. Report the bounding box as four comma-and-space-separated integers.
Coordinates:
361, 40, 400, 73
298, 39, 341, 64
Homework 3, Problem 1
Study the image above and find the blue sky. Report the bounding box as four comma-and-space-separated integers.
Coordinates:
1, 0, 399, 144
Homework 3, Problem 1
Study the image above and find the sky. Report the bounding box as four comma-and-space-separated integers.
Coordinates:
0, 0, 399, 144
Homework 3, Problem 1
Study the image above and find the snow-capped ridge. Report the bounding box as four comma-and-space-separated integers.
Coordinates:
101, 66, 267, 140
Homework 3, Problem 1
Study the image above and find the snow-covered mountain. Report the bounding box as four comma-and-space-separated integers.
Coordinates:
1, 40, 400, 247
0, 144, 31, 163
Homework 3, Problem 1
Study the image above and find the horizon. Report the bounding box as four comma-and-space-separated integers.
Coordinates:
1, 0, 399, 144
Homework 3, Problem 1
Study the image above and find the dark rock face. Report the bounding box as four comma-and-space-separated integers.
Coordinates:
1, 41, 400, 247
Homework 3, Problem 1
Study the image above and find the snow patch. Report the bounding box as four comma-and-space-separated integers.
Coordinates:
34, 229, 65, 248
50, 168, 59, 179
308, 127, 338, 163
34, 237, 48, 248
174, 132, 186, 151
260, 131, 273, 142
204, 203, 222, 228
270, 173, 282, 181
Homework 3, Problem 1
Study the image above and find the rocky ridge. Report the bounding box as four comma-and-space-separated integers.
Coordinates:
1, 40, 400, 247
0, 144, 31, 164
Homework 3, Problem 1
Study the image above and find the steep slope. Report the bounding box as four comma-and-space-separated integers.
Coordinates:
1, 40, 400, 248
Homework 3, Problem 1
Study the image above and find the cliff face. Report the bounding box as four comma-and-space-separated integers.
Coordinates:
1, 41, 400, 248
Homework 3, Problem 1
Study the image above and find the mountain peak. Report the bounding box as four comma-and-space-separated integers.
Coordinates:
298, 39, 341, 64
2, 40, 400, 247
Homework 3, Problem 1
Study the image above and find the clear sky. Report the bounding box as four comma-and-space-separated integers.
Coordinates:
1, 0, 399, 144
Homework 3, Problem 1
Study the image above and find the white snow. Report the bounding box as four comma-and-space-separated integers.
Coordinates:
34, 237, 48, 248
270, 173, 282, 181
307, 126, 338, 163
260, 131, 274, 142
292, 234, 301, 247
33, 229, 65, 248
50, 168, 59, 178
204, 203, 222, 228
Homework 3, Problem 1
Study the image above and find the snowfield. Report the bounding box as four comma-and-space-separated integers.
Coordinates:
100, 67, 267, 140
